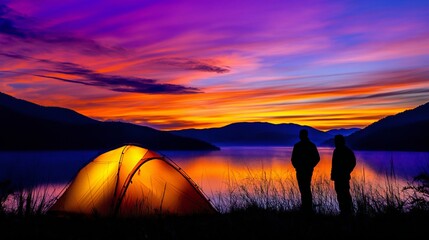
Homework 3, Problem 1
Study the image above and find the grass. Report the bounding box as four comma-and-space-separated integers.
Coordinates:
1, 170, 428, 239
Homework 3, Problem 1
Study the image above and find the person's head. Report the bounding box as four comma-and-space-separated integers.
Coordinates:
299, 129, 308, 140
334, 134, 346, 147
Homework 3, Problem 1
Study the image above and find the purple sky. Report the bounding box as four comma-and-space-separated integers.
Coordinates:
1, 0, 429, 130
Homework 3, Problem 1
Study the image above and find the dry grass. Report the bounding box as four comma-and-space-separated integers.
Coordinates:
210, 167, 429, 216
1, 170, 428, 239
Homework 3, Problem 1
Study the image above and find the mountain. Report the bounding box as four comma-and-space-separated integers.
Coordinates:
0, 92, 97, 125
0, 92, 219, 151
326, 128, 361, 136
170, 122, 332, 146
346, 102, 429, 151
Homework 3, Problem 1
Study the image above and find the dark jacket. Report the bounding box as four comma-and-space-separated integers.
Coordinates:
331, 146, 356, 181
291, 139, 320, 173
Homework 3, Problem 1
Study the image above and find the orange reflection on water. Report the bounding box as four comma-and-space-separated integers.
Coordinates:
171, 147, 413, 202
4, 147, 424, 214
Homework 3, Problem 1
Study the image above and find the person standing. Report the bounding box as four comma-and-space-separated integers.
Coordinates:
291, 129, 320, 214
331, 134, 356, 217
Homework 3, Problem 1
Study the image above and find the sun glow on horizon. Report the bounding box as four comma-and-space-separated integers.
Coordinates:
1, 0, 429, 131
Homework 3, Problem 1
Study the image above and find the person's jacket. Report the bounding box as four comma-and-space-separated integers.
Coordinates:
291, 139, 320, 173
331, 146, 356, 181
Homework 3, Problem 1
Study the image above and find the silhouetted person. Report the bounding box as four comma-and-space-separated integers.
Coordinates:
291, 129, 320, 214
331, 134, 356, 217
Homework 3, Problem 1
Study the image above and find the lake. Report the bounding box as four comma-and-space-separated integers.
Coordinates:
1, 146, 429, 212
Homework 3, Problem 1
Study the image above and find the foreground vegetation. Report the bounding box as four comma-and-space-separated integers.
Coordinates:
1, 208, 428, 239
1, 171, 428, 239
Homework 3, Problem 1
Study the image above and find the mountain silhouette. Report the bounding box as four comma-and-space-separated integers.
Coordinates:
346, 102, 429, 151
0, 92, 219, 151
3, 91, 427, 151
170, 122, 331, 146
0, 92, 96, 125
326, 128, 360, 136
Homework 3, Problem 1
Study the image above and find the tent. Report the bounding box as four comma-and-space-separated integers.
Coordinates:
49, 144, 217, 217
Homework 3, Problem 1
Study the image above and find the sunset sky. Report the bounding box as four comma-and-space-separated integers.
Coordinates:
1, 0, 429, 131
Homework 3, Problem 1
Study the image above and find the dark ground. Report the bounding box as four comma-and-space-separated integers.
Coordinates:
0, 210, 427, 240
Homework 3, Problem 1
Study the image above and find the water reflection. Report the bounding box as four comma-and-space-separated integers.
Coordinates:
160, 147, 429, 194
0, 150, 101, 187
1, 147, 428, 211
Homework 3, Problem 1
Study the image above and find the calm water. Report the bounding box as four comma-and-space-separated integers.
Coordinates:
1, 146, 428, 210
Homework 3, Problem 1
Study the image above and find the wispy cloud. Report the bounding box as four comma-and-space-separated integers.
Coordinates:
154, 58, 230, 73
1, 52, 201, 94
34, 73, 201, 94
2, 0, 429, 130
0, 3, 123, 55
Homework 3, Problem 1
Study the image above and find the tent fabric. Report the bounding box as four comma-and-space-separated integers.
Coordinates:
49, 145, 217, 217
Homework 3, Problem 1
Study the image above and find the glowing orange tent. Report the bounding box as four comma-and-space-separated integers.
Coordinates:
49, 144, 217, 217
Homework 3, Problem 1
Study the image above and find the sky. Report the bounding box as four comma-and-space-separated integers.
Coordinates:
1, 0, 429, 131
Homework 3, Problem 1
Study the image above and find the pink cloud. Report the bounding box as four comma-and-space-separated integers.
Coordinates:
2, 0, 429, 130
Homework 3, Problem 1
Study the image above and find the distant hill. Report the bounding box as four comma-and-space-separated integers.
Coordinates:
170, 122, 331, 146
326, 128, 361, 136
0, 92, 219, 151
0, 92, 97, 125
346, 102, 429, 151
